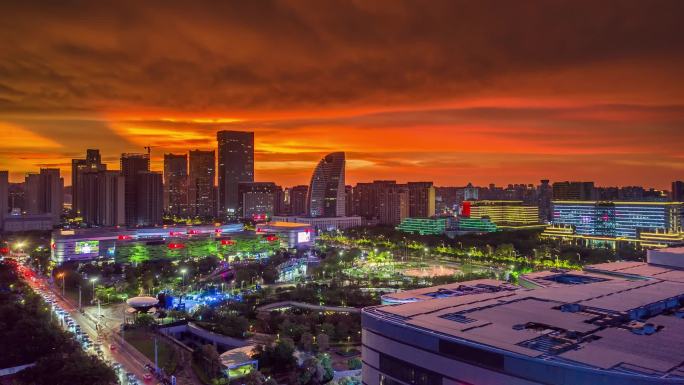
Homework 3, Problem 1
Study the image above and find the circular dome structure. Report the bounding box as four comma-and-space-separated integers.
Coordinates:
126, 296, 159, 312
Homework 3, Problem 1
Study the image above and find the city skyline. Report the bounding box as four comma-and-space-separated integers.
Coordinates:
1, 1, 684, 188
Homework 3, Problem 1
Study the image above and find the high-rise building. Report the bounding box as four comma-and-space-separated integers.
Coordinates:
307, 152, 346, 217
0, 171, 8, 229
407, 182, 435, 218
24, 168, 63, 225
537, 179, 552, 222
274, 185, 286, 216
288, 185, 308, 216
71, 149, 106, 216
80, 170, 124, 226
672, 181, 684, 202
136, 171, 163, 226
378, 185, 408, 225
217, 131, 254, 218
120, 153, 150, 226
163, 153, 188, 217
238, 182, 277, 220
345, 185, 354, 217
188, 150, 216, 218
552, 181, 595, 200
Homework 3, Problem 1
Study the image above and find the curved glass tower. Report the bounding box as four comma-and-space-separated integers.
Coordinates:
307, 152, 345, 217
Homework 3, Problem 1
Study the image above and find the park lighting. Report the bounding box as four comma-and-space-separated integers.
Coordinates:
180, 268, 188, 286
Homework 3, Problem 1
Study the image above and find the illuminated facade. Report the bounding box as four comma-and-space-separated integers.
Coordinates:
396, 217, 446, 235
463, 200, 540, 225
456, 217, 498, 233
307, 152, 346, 217
543, 201, 684, 248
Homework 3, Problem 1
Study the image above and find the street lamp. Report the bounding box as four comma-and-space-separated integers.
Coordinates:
90, 277, 98, 300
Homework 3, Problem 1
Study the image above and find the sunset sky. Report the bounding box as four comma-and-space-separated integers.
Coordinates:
1, 1, 683, 188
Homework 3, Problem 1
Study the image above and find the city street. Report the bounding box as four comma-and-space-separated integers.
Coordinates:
21, 268, 154, 384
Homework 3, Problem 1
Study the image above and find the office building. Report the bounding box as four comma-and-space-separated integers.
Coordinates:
0, 171, 7, 230
353, 180, 400, 221
463, 182, 479, 201
71, 149, 106, 216
237, 182, 277, 220
552, 181, 595, 200
24, 168, 63, 225
673, 181, 684, 202
538, 179, 552, 222
435, 186, 462, 215
307, 152, 346, 217
288, 185, 308, 216
187, 150, 216, 218
364, 262, 684, 385
217, 131, 254, 218
407, 182, 435, 218
136, 171, 163, 226
120, 153, 150, 226
273, 185, 286, 216
378, 185, 409, 226
463, 200, 540, 226
543, 200, 684, 248
272, 215, 362, 231
163, 153, 188, 216
80, 170, 125, 227
396, 217, 446, 235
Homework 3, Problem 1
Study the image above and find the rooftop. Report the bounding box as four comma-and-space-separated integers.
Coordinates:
368, 261, 684, 380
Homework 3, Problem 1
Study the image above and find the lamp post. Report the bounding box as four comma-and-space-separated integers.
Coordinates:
180, 268, 187, 289
90, 277, 98, 300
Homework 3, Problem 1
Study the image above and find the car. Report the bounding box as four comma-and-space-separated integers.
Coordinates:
143, 373, 153, 382
110, 344, 116, 350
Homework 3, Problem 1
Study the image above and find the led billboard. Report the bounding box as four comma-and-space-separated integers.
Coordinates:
75, 240, 99, 254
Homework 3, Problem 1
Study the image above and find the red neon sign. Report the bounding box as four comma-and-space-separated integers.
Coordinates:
168, 243, 185, 249
0, 247, 9, 254
118, 235, 132, 240
187, 229, 200, 235
266, 235, 279, 242
461, 201, 471, 217
221, 239, 235, 246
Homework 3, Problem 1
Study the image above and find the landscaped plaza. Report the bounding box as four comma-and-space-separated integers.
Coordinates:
1, 224, 645, 385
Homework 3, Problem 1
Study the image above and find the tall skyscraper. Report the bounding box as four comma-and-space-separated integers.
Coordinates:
407, 181, 435, 218
673, 181, 684, 202
307, 152, 346, 217
552, 181, 595, 200
136, 171, 163, 226
120, 153, 150, 226
80, 170, 124, 226
71, 149, 106, 216
378, 184, 409, 225
0, 171, 8, 230
288, 185, 308, 216
24, 168, 63, 224
163, 153, 188, 216
188, 150, 216, 218
217, 131, 254, 218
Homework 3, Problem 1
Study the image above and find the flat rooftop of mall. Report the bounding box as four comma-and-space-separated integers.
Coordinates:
372, 248, 684, 381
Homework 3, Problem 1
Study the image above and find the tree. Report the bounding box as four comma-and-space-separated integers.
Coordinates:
299, 332, 314, 352
316, 333, 330, 352
20, 352, 117, 385
134, 313, 156, 328
347, 357, 362, 370
194, 344, 222, 379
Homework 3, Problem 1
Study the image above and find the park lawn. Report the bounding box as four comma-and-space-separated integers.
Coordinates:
124, 329, 178, 374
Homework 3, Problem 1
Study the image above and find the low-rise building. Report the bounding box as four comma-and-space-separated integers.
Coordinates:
363, 261, 684, 385
271, 215, 362, 231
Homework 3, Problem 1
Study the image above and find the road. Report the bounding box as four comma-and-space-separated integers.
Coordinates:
21, 268, 154, 384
